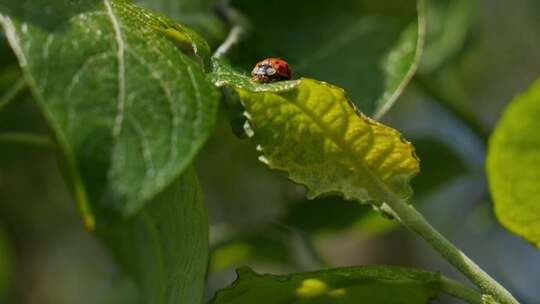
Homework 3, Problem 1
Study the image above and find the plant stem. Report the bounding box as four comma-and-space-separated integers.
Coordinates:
212, 26, 244, 59
0, 132, 55, 150
0, 75, 28, 112
440, 276, 483, 304
383, 195, 518, 304
212, 0, 251, 59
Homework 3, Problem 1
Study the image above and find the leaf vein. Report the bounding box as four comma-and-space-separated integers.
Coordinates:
125, 49, 180, 185
104, 0, 127, 140
263, 87, 387, 199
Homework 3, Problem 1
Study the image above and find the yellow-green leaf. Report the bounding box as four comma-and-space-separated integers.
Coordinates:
487, 78, 540, 249
211, 60, 419, 205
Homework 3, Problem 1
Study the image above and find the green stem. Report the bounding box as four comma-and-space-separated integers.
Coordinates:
212, 0, 251, 59
0, 132, 55, 150
0, 75, 28, 112
212, 25, 244, 59
383, 195, 518, 304
439, 276, 483, 304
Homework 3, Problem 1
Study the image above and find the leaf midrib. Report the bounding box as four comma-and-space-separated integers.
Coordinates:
104, 0, 127, 141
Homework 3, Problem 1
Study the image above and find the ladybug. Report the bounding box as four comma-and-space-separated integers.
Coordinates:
251, 58, 292, 83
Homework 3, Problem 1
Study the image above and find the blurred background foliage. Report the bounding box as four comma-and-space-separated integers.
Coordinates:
1, 0, 540, 303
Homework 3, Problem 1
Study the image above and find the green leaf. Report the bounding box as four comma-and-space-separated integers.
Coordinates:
487, 78, 540, 249
151, 17, 213, 68
100, 166, 209, 304
0, 36, 18, 78
210, 266, 442, 304
211, 60, 419, 205
229, 0, 426, 118
137, 0, 216, 14
135, 0, 226, 46
0, 0, 219, 227
420, 0, 473, 73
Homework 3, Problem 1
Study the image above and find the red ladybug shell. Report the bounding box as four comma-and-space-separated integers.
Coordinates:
251, 58, 292, 83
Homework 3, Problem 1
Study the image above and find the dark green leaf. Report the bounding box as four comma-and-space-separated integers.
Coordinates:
487, 78, 540, 249
0, 228, 12, 300
137, 0, 216, 14
0, 36, 18, 74
101, 166, 209, 304
0, 0, 219, 227
229, 0, 426, 118
210, 266, 442, 304
0, 38, 21, 94
135, 0, 226, 46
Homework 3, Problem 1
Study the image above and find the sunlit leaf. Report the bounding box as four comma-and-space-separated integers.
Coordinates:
0, 0, 219, 227
210, 266, 442, 304
211, 60, 419, 206
281, 137, 467, 236
487, 78, 540, 249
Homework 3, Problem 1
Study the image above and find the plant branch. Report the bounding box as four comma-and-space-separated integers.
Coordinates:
383, 195, 518, 304
213, 0, 251, 59
0, 132, 55, 150
213, 26, 244, 59
0, 75, 28, 112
